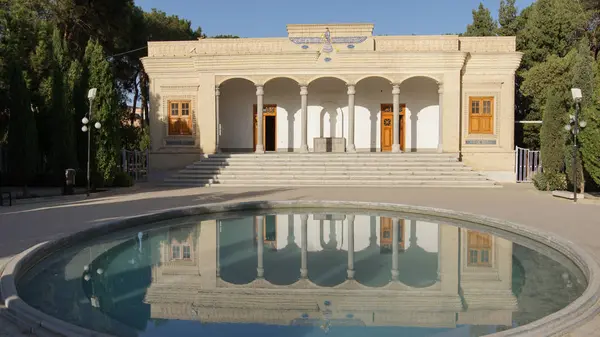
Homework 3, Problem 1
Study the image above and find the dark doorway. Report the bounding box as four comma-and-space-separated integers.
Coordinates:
265, 115, 276, 152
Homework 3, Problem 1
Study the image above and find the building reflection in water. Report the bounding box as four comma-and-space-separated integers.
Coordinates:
145, 214, 517, 329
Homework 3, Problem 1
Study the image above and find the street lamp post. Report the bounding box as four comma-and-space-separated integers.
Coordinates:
82, 88, 100, 197
566, 88, 587, 203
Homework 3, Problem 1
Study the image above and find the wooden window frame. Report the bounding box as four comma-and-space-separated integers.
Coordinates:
468, 96, 494, 135
466, 230, 493, 267
167, 100, 193, 136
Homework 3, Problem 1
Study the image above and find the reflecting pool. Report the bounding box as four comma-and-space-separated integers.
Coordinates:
18, 210, 587, 337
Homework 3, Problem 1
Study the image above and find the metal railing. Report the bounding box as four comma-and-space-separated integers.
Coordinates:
121, 149, 149, 182
515, 146, 541, 183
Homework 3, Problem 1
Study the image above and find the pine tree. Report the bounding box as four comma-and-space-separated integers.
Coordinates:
84, 39, 121, 186
498, 0, 518, 36
464, 3, 498, 37
572, 37, 600, 188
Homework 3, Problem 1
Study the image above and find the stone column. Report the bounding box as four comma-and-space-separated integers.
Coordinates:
300, 85, 309, 152
256, 216, 264, 278
392, 84, 401, 153
215, 86, 221, 153
300, 214, 308, 279
437, 83, 444, 153
347, 84, 356, 152
391, 218, 400, 281
255, 85, 265, 153
216, 220, 220, 277
347, 215, 355, 279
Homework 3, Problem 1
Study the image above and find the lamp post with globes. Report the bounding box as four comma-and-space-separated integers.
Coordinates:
566, 88, 587, 203
82, 88, 101, 197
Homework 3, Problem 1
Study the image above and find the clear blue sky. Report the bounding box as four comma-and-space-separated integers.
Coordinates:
134, 0, 535, 37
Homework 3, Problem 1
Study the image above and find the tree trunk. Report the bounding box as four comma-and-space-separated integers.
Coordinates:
131, 73, 139, 125
140, 69, 150, 128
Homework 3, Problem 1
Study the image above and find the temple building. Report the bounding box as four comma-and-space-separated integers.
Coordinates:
141, 23, 522, 183
143, 215, 518, 331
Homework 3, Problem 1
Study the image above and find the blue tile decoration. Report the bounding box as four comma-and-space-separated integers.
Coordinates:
301, 45, 309, 49
324, 57, 332, 62
324, 300, 331, 306
347, 44, 355, 49
465, 139, 497, 145
301, 313, 309, 318
346, 313, 354, 318
290, 36, 368, 44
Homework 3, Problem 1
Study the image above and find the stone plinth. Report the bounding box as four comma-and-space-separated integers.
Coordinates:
314, 137, 346, 153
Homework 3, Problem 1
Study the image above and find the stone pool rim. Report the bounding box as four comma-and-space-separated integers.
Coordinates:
0, 200, 598, 337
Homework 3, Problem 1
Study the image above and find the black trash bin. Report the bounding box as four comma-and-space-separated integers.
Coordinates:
63, 168, 76, 195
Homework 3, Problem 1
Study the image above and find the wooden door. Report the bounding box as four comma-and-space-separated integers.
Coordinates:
467, 230, 492, 267
168, 100, 192, 135
380, 217, 405, 250
253, 104, 277, 151
380, 104, 405, 152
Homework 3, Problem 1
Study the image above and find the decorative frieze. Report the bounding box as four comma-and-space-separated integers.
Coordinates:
374, 36, 459, 52
459, 37, 517, 53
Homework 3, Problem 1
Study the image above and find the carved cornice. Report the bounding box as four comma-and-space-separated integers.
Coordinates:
463, 53, 523, 74
193, 52, 468, 72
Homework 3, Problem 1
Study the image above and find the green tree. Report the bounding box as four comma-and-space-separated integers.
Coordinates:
519, 0, 587, 69
464, 3, 498, 36
539, 89, 568, 190
6, 61, 39, 193
84, 39, 120, 186
498, 0, 519, 36
572, 37, 600, 188
48, 28, 77, 176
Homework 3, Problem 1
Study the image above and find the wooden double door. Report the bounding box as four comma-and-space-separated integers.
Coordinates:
380, 103, 406, 152
253, 104, 277, 152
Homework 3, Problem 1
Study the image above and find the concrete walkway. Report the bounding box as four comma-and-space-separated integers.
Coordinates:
1, 184, 599, 336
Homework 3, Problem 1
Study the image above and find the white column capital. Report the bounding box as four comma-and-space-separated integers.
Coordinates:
300, 214, 309, 222
300, 85, 308, 96
392, 85, 401, 95
215, 86, 220, 96
256, 85, 264, 96
347, 85, 356, 95
437, 82, 444, 94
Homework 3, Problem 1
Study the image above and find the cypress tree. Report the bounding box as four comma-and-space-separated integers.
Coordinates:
84, 39, 120, 186
464, 3, 498, 36
572, 37, 600, 188
7, 61, 39, 194
539, 89, 568, 190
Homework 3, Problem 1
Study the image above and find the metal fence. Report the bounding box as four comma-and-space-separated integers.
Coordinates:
515, 146, 541, 183
121, 149, 149, 182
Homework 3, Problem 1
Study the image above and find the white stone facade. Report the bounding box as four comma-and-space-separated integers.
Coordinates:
141, 23, 522, 178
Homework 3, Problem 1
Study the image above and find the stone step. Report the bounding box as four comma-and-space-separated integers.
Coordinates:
163, 180, 499, 188
187, 162, 467, 169
196, 157, 459, 163
175, 170, 482, 177
180, 166, 475, 173
165, 177, 496, 185
207, 153, 459, 158
171, 174, 487, 181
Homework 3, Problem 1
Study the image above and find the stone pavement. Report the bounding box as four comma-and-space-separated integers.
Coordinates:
0, 184, 599, 336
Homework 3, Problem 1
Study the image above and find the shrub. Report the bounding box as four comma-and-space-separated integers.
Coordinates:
112, 171, 134, 187
532, 171, 567, 191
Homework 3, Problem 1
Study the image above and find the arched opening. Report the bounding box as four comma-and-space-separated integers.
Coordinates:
218, 78, 256, 153
264, 77, 300, 152
307, 77, 347, 152
218, 217, 257, 284
398, 76, 441, 152
355, 77, 394, 152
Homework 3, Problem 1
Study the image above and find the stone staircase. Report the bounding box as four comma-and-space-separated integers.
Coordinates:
163, 153, 499, 188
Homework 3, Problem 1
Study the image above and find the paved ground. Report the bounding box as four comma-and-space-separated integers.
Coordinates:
0, 183, 599, 336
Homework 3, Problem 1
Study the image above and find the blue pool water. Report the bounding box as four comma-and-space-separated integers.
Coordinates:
17, 210, 586, 337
